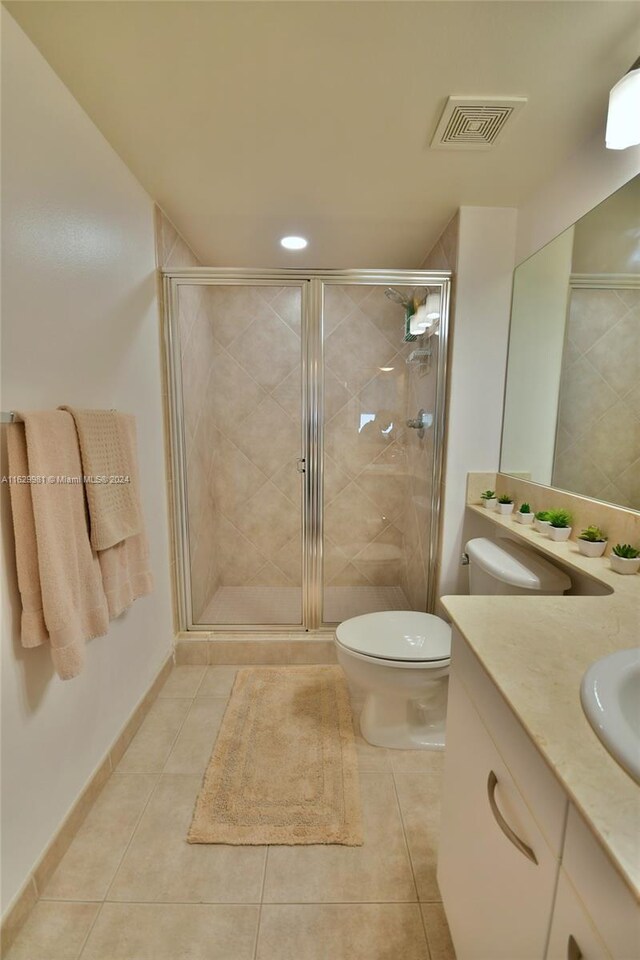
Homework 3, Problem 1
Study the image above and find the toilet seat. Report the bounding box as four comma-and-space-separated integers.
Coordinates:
336, 610, 451, 664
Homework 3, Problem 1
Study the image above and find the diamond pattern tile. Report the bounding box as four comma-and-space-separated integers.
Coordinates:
180, 284, 304, 620
553, 289, 640, 509
228, 309, 299, 391
229, 395, 299, 479
180, 279, 445, 624
324, 307, 396, 395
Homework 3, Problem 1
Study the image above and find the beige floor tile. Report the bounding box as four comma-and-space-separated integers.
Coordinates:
158, 665, 206, 698
80, 903, 259, 960
5, 901, 99, 960
390, 747, 446, 774
263, 773, 416, 902
256, 904, 429, 959
41, 775, 157, 901
394, 771, 443, 902
115, 699, 191, 775
421, 903, 457, 960
196, 665, 238, 698
107, 775, 266, 903
163, 698, 227, 776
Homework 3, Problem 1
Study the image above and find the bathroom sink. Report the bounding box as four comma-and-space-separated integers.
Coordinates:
580, 648, 640, 784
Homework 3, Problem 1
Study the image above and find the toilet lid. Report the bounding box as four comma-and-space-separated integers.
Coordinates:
336, 611, 451, 662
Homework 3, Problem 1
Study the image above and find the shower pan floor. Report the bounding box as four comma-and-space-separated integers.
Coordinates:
198, 585, 409, 626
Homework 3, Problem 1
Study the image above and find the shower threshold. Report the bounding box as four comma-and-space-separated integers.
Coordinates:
197, 585, 409, 627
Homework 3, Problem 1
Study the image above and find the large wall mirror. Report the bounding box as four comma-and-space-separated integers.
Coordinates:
501, 175, 640, 511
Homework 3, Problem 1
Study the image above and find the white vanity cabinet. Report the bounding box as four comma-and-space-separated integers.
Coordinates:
438, 629, 640, 960
438, 670, 562, 960
546, 871, 612, 960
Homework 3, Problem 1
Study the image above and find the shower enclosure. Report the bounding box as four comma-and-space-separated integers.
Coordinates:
163, 269, 450, 631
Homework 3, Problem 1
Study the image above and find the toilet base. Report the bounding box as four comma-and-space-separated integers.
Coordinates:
359, 691, 446, 750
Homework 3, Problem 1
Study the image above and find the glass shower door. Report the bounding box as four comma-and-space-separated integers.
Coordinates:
321, 282, 416, 624
176, 281, 304, 626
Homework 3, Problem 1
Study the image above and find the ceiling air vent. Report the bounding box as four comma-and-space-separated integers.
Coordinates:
430, 96, 527, 150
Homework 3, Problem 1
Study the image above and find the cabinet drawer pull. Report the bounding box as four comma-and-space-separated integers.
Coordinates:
487, 771, 538, 865
567, 935, 582, 960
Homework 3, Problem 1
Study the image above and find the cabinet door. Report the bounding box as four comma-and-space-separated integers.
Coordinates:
437, 672, 559, 960
546, 871, 612, 960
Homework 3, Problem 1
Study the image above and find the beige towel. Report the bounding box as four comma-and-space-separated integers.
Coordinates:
95, 414, 154, 618
59, 407, 140, 551
6, 424, 48, 649
7, 412, 109, 679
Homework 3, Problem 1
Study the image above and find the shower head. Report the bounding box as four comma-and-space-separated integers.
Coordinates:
384, 287, 410, 306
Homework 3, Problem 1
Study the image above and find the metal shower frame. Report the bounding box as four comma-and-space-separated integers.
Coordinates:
162, 268, 451, 632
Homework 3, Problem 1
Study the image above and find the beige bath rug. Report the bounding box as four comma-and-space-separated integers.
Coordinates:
188, 665, 363, 846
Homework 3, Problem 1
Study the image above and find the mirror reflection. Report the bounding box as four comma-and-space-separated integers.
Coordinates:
501, 176, 640, 510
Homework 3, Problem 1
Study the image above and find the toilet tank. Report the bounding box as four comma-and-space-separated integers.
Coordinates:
466, 537, 571, 596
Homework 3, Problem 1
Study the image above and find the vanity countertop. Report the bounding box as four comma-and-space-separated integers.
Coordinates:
442, 503, 640, 899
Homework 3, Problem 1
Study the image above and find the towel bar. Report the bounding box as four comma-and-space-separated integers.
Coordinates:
0, 411, 21, 423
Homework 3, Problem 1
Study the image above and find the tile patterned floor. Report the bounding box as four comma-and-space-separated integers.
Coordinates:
199, 584, 410, 625
7, 665, 456, 960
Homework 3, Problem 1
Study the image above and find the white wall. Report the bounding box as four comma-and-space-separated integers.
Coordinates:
515, 130, 640, 265
438, 207, 518, 600
1, 10, 173, 913
501, 227, 575, 484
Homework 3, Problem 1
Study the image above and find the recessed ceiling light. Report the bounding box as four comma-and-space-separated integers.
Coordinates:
280, 236, 308, 250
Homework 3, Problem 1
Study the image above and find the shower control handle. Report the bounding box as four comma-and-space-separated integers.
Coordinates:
406, 409, 432, 432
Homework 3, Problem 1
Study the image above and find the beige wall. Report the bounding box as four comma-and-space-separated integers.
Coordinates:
1, 11, 173, 914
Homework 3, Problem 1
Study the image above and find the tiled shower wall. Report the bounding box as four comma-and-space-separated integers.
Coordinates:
407, 215, 460, 610
322, 285, 413, 594
553, 286, 640, 510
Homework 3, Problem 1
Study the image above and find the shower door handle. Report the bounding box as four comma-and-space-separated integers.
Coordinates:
296, 458, 306, 474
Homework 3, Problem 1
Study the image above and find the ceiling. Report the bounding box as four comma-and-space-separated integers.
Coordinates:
5, 1, 640, 268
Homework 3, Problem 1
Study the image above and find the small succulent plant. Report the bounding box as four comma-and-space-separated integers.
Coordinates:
518, 502, 532, 514
497, 494, 514, 504
480, 490, 496, 500
579, 525, 607, 543
612, 543, 640, 559
535, 510, 550, 521
547, 508, 573, 529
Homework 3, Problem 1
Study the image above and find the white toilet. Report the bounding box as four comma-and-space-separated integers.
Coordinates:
336, 537, 571, 750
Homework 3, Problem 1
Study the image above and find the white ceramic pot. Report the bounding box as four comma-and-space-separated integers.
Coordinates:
515, 511, 534, 525
548, 526, 572, 542
610, 554, 640, 575
482, 498, 497, 510
577, 539, 607, 558
534, 518, 551, 533
497, 502, 514, 516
